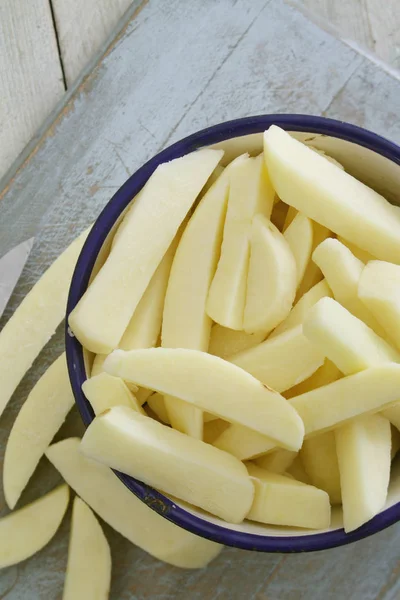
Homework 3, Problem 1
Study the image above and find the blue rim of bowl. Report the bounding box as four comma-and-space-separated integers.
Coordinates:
66, 114, 400, 552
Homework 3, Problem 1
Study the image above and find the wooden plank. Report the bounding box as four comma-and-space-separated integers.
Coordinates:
168, 0, 364, 143
51, 0, 132, 85
323, 58, 400, 141
1, 1, 400, 598
0, 0, 65, 179
300, 0, 400, 70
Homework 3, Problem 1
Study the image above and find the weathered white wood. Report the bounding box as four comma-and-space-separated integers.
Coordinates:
300, 0, 400, 70
1, 0, 400, 598
51, 0, 132, 85
0, 0, 65, 179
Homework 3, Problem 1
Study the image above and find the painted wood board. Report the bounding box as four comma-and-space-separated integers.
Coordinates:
0, 0, 400, 597
0, 0, 65, 179
51, 0, 132, 85
300, 0, 400, 71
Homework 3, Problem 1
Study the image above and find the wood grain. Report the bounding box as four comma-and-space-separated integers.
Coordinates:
300, 0, 400, 70
0, 0, 400, 598
0, 0, 65, 179
51, 0, 132, 85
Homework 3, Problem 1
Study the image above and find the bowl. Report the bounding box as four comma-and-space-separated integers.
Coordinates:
66, 114, 400, 553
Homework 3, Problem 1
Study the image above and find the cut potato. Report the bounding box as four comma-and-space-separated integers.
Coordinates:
119, 232, 179, 350
91, 353, 108, 377
302, 297, 400, 376
203, 419, 230, 445
384, 405, 400, 434
302, 295, 400, 436
335, 414, 391, 532
91, 354, 138, 394
63, 497, 111, 600
358, 260, 400, 351
82, 372, 145, 416
69, 149, 223, 353
208, 324, 265, 358
300, 431, 341, 504
270, 200, 289, 231
0, 227, 89, 419
162, 157, 245, 439
46, 438, 222, 568
264, 125, 400, 262
254, 449, 297, 474
201, 164, 224, 194
213, 423, 276, 460
135, 387, 152, 405
246, 463, 330, 529
243, 215, 296, 334
269, 279, 332, 339
392, 425, 400, 459
282, 205, 298, 231
104, 348, 304, 450
337, 236, 375, 263
81, 407, 254, 524
3, 354, 74, 509
229, 324, 325, 393
207, 154, 274, 330
289, 364, 400, 437
295, 221, 331, 301
286, 455, 311, 484
284, 359, 341, 399
283, 212, 313, 287
313, 238, 386, 336
0, 484, 69, 568
147, 392, 170, 424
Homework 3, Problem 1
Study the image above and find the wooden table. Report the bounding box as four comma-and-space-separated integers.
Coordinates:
1, 0, 399, 182
1, 1, 400, 598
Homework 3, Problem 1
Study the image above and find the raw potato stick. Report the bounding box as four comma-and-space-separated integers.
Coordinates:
162, 156, 246, 439
80, 406, 254, 524
254, 449, 297, 474
301, 294, 400, 428
104, 348, 304, 451
264, 126, 400, 263
208, 324, 265, 358
335, 414, 391, 532
69, 149, 223, 353
119, 231, 179, 350
207, 155, 274, 329
283, 212, 313, 288
284, 360, 341, 399
243, 215, 296, 335
46, 438, 223, 569
246, 463, 330, 529
289, 364, 400, 436
3, 353, 74, 509
301, 431, 342, 504
0, 485, 69, 569
0, 227, 90, 420
295, 221, 331, 302
82, 372, 145, 416
213, 423, 276, 460
313, 238, 386, 337
269, 279, 332, 339
63, 498, 111, 600
302, 297, 400, 376
147, 392, 171, 424
358, 260, 400, 351
229, 324, 325, 393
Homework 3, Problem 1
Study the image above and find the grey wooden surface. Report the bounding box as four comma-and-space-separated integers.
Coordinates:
1, 0, 400, 598
2, 0, 399, 183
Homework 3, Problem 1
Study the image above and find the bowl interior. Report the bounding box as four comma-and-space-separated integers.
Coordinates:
67, 116, 400, 551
